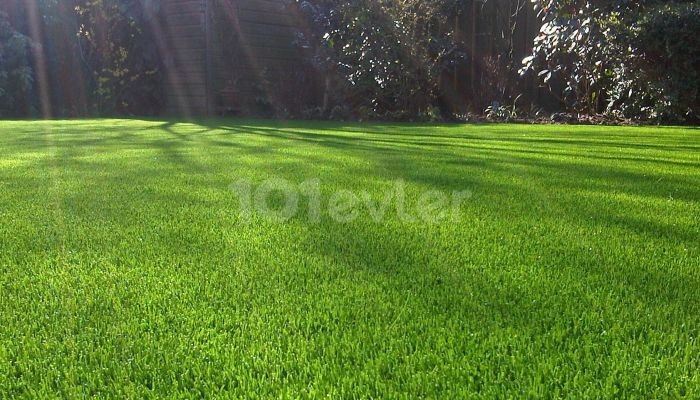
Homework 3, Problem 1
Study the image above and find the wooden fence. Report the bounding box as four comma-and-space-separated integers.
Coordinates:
160, 0, 304, 116
449, 0, 545, 111
160, 0, 544, 117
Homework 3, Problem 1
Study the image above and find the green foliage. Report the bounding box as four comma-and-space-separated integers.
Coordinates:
522, 0, 622, 114
484, 101, 519, 122
0, 119, 699, 397
0, 12, 34, 117
294, 0, 550, 120
611, 3, 700, 122
0, 0, 162, 117
75, 0, 163, 115
297, 0, 469, 120
522, 0, 699, 122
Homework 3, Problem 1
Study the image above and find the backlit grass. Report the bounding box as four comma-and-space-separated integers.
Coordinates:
0, 119, 698, 398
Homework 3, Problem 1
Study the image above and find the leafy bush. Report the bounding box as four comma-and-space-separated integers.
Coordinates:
296, 0, 468, 121
0, 12, 34, 117
74, 0, 163, 116
0, 0, 163, 117
522, 0, 699, 123
521, 0, 622, 114
616, 3, 699, 122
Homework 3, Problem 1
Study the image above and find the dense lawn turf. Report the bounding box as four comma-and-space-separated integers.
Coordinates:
0, 119, 698, 398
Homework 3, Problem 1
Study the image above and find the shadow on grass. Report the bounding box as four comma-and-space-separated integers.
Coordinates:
1, 118, 698, 326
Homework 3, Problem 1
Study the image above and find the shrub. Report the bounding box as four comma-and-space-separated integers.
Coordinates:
521, 0, 623, 114
74, 0, 163, 116
0, 12, 34, 117
618, 3, 699, 122
522, 0, 699, 123
295, 0, 469, 121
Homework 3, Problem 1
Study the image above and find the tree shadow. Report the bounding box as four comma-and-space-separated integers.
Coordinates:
2, 118, 698, 333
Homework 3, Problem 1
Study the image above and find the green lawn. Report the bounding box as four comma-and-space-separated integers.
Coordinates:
0, 119, 698, 398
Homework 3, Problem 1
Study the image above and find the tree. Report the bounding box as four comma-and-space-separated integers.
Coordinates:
0, 11, 34, 117
74, 0, 163, 115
